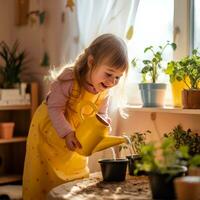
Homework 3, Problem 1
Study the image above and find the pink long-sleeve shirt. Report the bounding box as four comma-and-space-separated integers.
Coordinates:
46, 68, 110, 138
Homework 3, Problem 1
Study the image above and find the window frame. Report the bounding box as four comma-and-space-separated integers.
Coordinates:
173, 0, 192, 59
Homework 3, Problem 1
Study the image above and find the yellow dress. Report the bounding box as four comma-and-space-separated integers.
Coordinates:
22, 79, 107, 200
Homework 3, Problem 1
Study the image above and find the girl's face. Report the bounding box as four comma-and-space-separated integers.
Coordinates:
87, 62, 125, 93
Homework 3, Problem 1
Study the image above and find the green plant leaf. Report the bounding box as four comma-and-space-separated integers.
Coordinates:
133, 41, 177, 83
171, 43, 177, 50
144, 46, 153, 53
190, 155, 200, 167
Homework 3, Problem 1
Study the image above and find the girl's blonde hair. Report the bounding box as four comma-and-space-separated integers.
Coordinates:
49, 34, 129, 117
74, 33, 129, 86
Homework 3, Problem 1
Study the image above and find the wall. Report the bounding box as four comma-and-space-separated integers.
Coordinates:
0, 0, 15, 46
115, 109, 200, 143
0, 0, 74, 102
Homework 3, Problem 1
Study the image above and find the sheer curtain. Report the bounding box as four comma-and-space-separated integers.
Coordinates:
75, 0, 139, 53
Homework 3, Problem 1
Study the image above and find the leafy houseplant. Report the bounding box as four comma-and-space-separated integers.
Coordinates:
132, 41, 177, 83
132, 41, 176, 107
135, 137, 187, 199
188, 154, 200, 176
120, 130, 151, 154
0, 41, 27, 88
164, 125, 200, 157
166, 49, 200, 108
119, 130, 151, 175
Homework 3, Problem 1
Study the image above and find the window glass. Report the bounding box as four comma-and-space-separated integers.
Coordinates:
194, 0, 200, 49
126, 0, 174, 105
127, 0, 174, 83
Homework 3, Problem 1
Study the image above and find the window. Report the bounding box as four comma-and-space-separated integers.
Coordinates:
127, 0, 174, 84
193, 0, 200, 49
126, 0, 174, 105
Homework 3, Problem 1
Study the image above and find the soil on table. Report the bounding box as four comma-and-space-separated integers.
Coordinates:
48, 172, 151, 200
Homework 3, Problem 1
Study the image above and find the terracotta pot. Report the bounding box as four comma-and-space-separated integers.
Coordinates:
189, 167, 200, 176
174, 176, 200, 200
0, 122, 15, 139
182, 89, 200, 109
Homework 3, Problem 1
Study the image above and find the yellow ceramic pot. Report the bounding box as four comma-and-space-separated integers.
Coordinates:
171, 79, 188, 107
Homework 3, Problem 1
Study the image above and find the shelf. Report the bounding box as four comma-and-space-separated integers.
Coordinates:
0, 83, 38, 186
126, 105, 200, 115
0, 136, 27, 144
0, 174, 22, 184
0, 104, 31, 110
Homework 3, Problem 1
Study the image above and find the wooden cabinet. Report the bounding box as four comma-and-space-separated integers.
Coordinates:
0, 83, 38, 184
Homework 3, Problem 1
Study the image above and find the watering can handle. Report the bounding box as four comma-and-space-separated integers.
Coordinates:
78, 101, 98, 122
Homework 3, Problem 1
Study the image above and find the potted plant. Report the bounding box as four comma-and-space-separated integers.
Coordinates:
164, 125, 200, 176
174, 151, 200, 200
166, 49, 200, 108
0, 41, 29, 105
164, 125, 200, 157
119, 130, 151, 175
98, 158, 128, 182
0, 41, 27, 89
132, 41, 176, 107
135, 137, 187, 199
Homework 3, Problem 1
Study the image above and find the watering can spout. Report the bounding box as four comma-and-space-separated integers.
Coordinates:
92, 136, 126, 153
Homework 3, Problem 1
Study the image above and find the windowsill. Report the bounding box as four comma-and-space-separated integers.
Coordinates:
125, 105, 200, 115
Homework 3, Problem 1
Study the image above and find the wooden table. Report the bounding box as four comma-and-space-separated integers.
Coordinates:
47, 172, 151, 200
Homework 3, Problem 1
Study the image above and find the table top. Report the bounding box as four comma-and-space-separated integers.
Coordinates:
47, 172, 151, 200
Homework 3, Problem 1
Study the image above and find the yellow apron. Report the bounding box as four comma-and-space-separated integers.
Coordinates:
22, 80, 107, 200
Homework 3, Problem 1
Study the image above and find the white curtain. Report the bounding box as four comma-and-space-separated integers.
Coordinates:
76, 0, 139, 52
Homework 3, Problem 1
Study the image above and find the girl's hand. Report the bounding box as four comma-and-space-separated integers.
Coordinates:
65, 131, 82, 151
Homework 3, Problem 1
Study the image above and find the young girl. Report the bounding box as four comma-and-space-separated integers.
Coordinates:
22, 33, 129, 200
